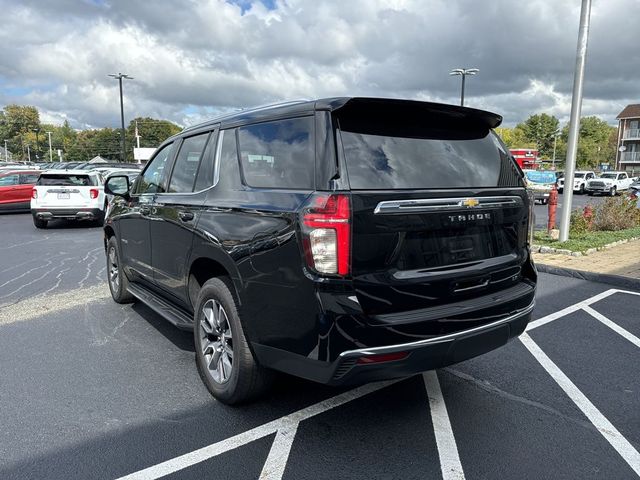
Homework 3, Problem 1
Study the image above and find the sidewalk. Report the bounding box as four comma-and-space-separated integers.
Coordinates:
533, 239, 640, 280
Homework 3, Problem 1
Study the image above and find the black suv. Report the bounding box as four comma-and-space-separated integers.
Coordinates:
104, 97, 536, 404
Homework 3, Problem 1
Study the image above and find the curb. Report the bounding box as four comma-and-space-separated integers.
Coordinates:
531, 236, 640, 256
536, 263, 640, 291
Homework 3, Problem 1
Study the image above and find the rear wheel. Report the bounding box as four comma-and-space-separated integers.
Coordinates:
194, 277, 273, 404
33, 216, 47, 229
610, 186, 617, 196
106, 236, 134, 304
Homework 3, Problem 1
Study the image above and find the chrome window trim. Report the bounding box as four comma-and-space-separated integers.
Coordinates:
373, 195, 523, 215
338, 301, 535, 359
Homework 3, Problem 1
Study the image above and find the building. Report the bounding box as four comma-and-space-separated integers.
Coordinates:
616, 104, 640, 172
510, 148, 539, 170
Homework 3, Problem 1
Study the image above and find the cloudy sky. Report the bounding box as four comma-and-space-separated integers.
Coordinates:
1, 0, 637, 130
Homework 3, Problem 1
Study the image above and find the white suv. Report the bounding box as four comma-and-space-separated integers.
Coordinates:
31, 170, 106, 228
586, 171, 634, 196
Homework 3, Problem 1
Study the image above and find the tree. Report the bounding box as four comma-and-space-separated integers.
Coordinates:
495, 126, 535, 149
127, 117, 181, 147
516, 113, 560, 158
561, 116, 616, 169
0, 105, 41, 160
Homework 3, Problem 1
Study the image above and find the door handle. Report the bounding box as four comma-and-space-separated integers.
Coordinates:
178, 211, 194, 222
139, 206, 151, 215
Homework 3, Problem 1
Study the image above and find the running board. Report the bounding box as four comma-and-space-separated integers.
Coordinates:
127, 283, 194, 331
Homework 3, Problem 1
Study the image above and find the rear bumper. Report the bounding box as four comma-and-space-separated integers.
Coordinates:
32, 208, 102, 220
253, 300, 534, 386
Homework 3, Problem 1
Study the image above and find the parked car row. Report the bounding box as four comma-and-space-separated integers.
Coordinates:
557, 170, 637, 196
0, 166, 140, 227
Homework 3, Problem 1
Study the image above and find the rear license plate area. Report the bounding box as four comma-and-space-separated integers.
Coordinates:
447, 236, 475, 262
57, 193, 70, 200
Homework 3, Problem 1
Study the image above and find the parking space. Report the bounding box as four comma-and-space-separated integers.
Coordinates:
1, 215, 639, 479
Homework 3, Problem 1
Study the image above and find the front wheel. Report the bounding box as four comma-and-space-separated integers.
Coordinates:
610, 186, 617, 197
194, 277, 273, 405
106, 236, 134, 304
579, 184, 585, 194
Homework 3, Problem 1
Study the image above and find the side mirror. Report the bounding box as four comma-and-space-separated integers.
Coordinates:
105, 175, 131, 198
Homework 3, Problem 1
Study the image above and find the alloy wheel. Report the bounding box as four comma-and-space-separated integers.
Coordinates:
108, 247, 119, 292
200, 299, 234, 384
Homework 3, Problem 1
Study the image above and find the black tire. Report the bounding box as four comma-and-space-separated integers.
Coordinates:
194, 277, 273, 405
588, 192, 593, 196
579, 184, 585, 194
33, 216, 47, 229
106, 236, 134, 304
610, 186, 617, 197
558, 188, 563, 194
94, 210, 105, 227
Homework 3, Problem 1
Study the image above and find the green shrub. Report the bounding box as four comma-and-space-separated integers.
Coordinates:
591, 196, 640, 231
570, 209, 591, 234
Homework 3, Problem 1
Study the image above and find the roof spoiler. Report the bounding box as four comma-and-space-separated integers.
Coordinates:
328, 97, 503, 129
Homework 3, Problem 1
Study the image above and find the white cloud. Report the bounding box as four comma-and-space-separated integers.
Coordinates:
0, 0, 636, 129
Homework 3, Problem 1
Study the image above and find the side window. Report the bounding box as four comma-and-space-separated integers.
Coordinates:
0, 174, 19, 186
20, 173, 40, 184
193, 131, 218, 192
136, 143, 174, 195
168, 133, 209, 193
216, 129, 242, 191
237, 117, 314, 189
621, 173, 627, 180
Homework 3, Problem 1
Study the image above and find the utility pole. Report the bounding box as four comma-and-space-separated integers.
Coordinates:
27, 144, 31, 162
552, 131, 559, 169
4, 140, 7, 161
33, 128, 40, 160
558, 0, 592, 242
47, 131, 53, 162
135, 120, 141, 148
108, 72, 134, 162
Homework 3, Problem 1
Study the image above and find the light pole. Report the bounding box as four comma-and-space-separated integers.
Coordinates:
47, 131, 53, 162
4, 140, 7, 161
33, 127, 40, 160
449, 68, 479, 106
558, 0, 592, 242
26, 144, 31, 162
552, 130, 560, 169
108, 72, 134, 162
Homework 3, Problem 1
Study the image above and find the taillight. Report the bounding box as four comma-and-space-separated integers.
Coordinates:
32, 188, 37, 199
90, 189, 99, 199
302, 194, 351, 276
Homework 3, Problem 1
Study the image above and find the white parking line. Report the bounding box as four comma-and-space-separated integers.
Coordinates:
423, 371, 466, 480
259, 425, 299, 480
582, 305, 640, 349
116, 380, 399, 480
520, 333, 640, 477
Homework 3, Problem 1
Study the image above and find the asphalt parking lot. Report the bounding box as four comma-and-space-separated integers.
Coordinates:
1, 213, 639, 480
533, 191, 606, 229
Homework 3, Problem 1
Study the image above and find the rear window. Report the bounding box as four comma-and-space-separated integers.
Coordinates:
238, 117, 314, 189
37, 174, 96, 186
339, 118, 520, 190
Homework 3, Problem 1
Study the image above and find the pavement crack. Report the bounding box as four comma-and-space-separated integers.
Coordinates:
444, 367, 598, 433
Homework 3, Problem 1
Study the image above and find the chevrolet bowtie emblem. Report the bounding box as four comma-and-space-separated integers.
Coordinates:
461, 198, 480, 207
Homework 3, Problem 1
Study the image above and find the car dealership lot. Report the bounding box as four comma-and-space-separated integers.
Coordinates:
1, 213, 639, 479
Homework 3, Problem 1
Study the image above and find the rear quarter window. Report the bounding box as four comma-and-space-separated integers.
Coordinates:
238, 117, 314, 189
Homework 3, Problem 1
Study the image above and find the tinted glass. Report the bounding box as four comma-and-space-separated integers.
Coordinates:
37, 174, 95, 186
168, 133, 209, 193
341, 128, 517, 189
238, 117, 314, 189
137, 143, 174, 194
216, 129, 242, 191
194, 131, 217, 192
0, 174, 19, 186
20, 173, 40, 184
